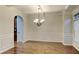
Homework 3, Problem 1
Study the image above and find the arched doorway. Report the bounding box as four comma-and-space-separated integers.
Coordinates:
14, 16, 17, 42
14, 16, 24, 43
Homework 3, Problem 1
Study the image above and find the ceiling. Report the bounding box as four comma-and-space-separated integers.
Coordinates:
8, 5, 66, 14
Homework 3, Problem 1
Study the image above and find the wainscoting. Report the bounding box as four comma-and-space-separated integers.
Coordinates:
0, 33, 14, 53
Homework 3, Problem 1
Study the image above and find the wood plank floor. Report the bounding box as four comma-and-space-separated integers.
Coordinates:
2, 41, 79, 54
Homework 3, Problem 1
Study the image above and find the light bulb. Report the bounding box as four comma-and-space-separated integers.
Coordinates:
33, 19, 39, 23
40, 19, 45, 23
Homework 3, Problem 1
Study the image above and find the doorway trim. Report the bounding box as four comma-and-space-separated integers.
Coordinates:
14, 15, 24, 43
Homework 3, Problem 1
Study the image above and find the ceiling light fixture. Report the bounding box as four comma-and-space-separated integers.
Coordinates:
33, 5, 45, 27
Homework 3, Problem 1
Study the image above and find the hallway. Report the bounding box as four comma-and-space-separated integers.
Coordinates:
3, 41, 79, 54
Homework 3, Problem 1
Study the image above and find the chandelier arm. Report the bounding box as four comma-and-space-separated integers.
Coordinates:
33, 5, 45, 27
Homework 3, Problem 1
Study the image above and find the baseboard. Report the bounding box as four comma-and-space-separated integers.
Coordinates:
0, 45, 14, 54
26, 39, 62, 43
20, 39, 73, 46
25, 40, 61, 43
24, 39, 73, 46
73, 41, 79, 51
22, 39, 30, 43
62, 42, 72, 46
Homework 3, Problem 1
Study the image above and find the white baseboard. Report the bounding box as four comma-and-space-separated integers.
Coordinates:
0, 45, 14, 54
22, 39, 30, 43
24, 40, 73, 46
73, 41, 79, 51
62, 42, 72, 46
26, 39, 62, 43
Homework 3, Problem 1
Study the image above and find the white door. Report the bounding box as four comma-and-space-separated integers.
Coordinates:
17, 16, 23, 42
74, 20, 79, 42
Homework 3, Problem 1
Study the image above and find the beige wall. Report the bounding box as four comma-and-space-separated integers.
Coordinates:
0, 6, 27, 53
26, 12, 63, 42
0, 6, 63, 53
1, 5, 76, 53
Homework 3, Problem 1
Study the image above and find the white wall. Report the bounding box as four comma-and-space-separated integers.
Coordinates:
26, 12, 63, 42
63, 11, 73, 45
0, 6, 27, 53
72, 6, 79, 51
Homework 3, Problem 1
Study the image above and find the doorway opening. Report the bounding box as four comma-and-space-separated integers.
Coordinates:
14, 16, 17, 43
14, 16, 24, 45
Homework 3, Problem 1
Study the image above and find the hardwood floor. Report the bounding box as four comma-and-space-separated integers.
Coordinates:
2, 41, 79, 54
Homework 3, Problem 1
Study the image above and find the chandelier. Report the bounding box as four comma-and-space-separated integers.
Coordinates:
33, 5, 45, 26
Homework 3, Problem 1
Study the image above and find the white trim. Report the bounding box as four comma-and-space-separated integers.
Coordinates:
73, 41, 79, 51
73, 45, 79, 51
65, 5, 69, 10
26, 39, 62, 43
0, 45, 14, 54
22, 39, 30, 43
62, 42, 72, 46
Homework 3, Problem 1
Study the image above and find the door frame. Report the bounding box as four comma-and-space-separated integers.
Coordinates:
14, 15, 24, 43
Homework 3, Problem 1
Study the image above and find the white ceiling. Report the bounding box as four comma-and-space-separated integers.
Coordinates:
9, 5, 66, 14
